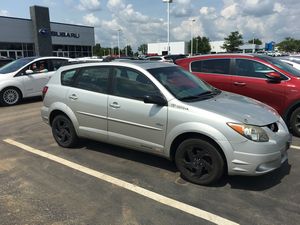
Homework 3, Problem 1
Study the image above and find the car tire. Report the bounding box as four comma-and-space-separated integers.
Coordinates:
175, 138, 224, 185
0, 87, 21, 106
52, 115, 78, 148
290, 107, 300, 137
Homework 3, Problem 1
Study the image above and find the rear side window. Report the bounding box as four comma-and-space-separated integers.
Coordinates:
61, 69, 78, 86
191, 59, 230, 75
73, 67, 110, 93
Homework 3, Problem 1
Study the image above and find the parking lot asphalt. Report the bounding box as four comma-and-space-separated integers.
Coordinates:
0, 98, 300, 225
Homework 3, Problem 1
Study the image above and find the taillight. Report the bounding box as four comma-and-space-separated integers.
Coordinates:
42, 86, 48, 99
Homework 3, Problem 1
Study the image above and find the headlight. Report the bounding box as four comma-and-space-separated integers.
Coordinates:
227, 123, 269, 142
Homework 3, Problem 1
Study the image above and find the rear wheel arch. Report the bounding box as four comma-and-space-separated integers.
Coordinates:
169, 132, 228, 173
51, 113, 78, 148
49, 110, 70, 126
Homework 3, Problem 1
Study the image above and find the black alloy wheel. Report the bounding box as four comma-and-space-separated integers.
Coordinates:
290, 107, 300, 137
0, 87, 21, 106
175, 138, 224, 185
52, 115, 78, 148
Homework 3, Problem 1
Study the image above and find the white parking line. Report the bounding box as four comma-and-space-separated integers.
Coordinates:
4, 138, 238, 225
291, 145, 300, 150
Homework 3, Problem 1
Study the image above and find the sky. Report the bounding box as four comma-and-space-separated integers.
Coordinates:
0, 0, 299, 51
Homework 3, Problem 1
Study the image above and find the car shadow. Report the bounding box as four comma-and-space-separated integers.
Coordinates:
212, 160, 291, 191
80, 139, 177, 173
0, 96, 42, 107
79, 139, 291, 190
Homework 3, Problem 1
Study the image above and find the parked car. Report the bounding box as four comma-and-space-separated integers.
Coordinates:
176, 54, 300, 136
41, 61, 290, 185
0, 56, 70, 105
278, 56, 300, 70
280, 59, 300, 70
266, 51, 281, 57
164, 54, 187, 64
0, 56, 14, 68
146, 55, 173, 63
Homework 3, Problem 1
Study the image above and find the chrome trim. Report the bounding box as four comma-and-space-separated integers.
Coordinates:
108, 117, 163, 131
77, 111, 107, 120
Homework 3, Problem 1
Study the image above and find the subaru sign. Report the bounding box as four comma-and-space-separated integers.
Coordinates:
39, 28, 80, 38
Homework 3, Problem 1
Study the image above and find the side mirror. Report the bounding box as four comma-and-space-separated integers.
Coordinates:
25, 69, 34, 75
143, 95, 167, 106
265, 71, 282, 82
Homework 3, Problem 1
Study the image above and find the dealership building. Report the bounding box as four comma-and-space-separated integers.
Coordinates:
0, 5, 95, 59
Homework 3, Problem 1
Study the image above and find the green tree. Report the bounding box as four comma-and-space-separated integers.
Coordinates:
101, 47, 112, 56
113, 47, 119, 56
188, 36, 211, 54
277, 37, 300, 52
222, 31, 244, 52
248, 38, 262, 45
124, 45, 133, 56
138, 44, 148, 54
93, 43, 102, 56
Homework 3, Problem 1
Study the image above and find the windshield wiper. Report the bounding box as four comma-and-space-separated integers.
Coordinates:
179, 91, 215, 101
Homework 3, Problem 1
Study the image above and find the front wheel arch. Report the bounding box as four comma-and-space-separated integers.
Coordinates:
169, 132, 228, 174
283, 101, 300, 136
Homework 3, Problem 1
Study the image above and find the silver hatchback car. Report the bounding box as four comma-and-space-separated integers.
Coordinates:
41, 61, 291, 185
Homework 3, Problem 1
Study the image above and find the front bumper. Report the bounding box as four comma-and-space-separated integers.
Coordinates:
227, 133, 291, 176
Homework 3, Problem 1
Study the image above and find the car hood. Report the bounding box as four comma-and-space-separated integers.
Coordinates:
0, 72, 15, 81
186, 91, 279, 126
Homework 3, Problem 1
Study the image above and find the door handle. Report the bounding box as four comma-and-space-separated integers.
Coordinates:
69, 94, 78, 100
233, 82, 246, 86
109, 102, 120, 109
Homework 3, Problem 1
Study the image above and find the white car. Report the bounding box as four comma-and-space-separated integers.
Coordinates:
279, 56, 300, 70
0, 56, 70, 105
146, 56, 173, 63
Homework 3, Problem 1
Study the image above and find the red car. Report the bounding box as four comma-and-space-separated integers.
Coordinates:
176, 54, 300, 136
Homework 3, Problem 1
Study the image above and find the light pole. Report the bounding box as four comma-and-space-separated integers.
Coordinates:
163, 0, 173, 55
190, 19, 196, 56
117, 29, 121, 58
252, 32, 255, 53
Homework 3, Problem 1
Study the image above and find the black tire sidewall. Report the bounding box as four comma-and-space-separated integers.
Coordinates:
175, 138, 224, 185
290, 108, 300, 137
52, 115, 78, 148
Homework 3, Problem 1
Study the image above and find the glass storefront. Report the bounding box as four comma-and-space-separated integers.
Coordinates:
52, 45, 92, 58
0, 42, 92, 59
0, 42, 35, 59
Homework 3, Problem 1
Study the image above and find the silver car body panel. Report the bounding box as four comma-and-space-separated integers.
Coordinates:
41, 61, 291, 176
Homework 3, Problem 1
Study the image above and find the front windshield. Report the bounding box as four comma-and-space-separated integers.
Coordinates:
261, 56, 300, 77
147, 66, 221, 101
0, 58, 35, 74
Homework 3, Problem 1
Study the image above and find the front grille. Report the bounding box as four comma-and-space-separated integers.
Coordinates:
267, 122, 278, 132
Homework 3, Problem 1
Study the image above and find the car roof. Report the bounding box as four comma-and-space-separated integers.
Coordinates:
189, 53, 257, 58
61, 60, 177, 71
33, 56, 70, 60
176, 53, 278, 64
